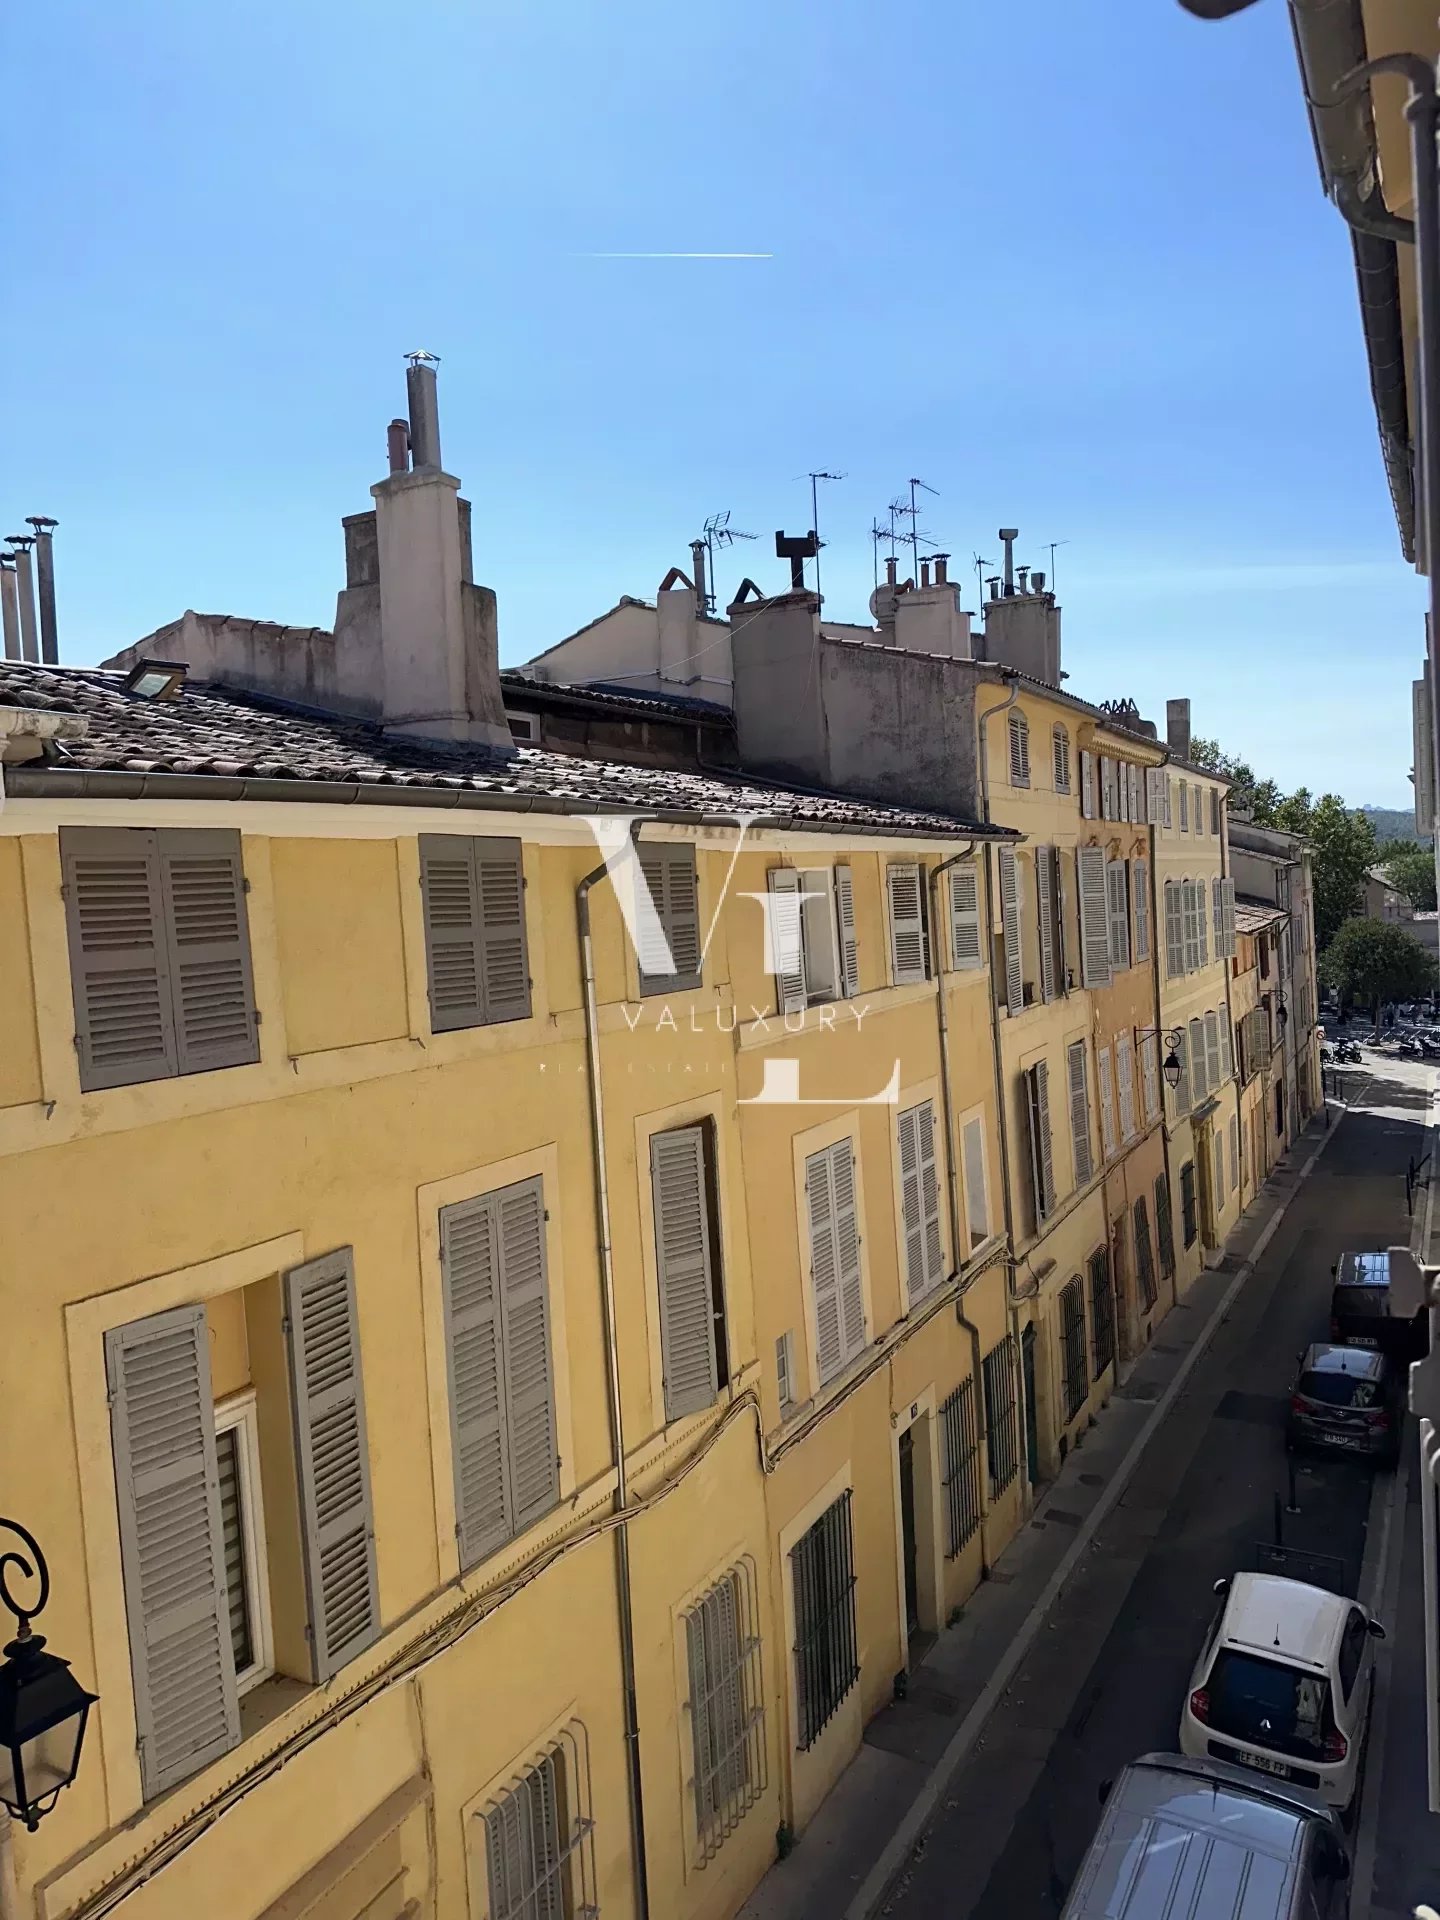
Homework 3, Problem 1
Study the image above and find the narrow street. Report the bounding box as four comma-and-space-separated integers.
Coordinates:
889, 1059, 1431, 1920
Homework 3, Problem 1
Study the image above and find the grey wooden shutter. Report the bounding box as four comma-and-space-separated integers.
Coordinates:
1067, 1040, 1093, 1186
1078, 846, 1111, 987
440, 1192, 510, 1567
806, 1140, 864, 1381
768, 868, 806, 1014
1146, 768, 1163, 822
1179, 782, 1190, 832
1097, 1046, 1116, 1158
1220, 1012, 1234, 1081
1188, 1017, 1208, 1102
495, 1179, 559, 1532
1165, 881, 1184, 978
651, 1126, 719, 1420
834, 866, 859, 997
1225, 879, 1237, 958
420, 834, 486, 1031
1129, 764, 1141, 821
285, 1250, 379, 1682
638, 845, 701, 990
1053, 727, 1070, 793
1132, 858, 1150, 962
898, 1101, 943, 1302
998, 848, 1023, 1014
1197, 882, 1209, 965
475, 840, 531, 1022
1080, 751, 1096, 819
1204, 1011, 1221, 1092
1106, 861, 1130, 971
1025, 1061, 1056, 1222
1036, 847, 1057, 1004
62, 827, 180, 1091
887, 864, 928, 985
1008, 715, 1030, 785
949, 862, 982, 970
105, 1304, 239, 1797
831, 1139, 866, 1358
157, 830, 259, 1075
1117, 1034, 1136, 1139
1100, 758, 1115, 821
1172, 1031, 1191, 1111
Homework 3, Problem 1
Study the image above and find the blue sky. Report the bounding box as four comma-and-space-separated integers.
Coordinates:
5, 0, 1426, 805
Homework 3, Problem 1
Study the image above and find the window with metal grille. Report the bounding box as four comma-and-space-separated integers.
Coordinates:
790, 1493, 859, 1751
1088, 1249, 1115, 1379
982, 1337, 1019, 1495
480, 1727, 598, 1920
940, 1377, 982, 1556
1008, 713, 1031, 787
1060, 1277, 1088, 1421
685, 1562, 766, 1862
1180, 1161, 1198, 1247
1154, 1173, 1175, 1277
1133, 1196, 1158, 1311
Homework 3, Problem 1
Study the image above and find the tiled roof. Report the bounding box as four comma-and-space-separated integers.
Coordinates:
1235, 896, 1288, 934
500, 672, 732, 723
0, 663, 1006, 840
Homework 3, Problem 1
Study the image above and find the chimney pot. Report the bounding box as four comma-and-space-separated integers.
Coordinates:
1166, 697, 1192, 762
404, 350, 443, 470
1031, 570, 1046, 593
690, 539, 709, 614
27, 516, 58, 664
933, 554, 948, 584
998, 527, 1019, 596
920, 560, 931, 588
885, 556, 898, 587
387, 418, 410, 474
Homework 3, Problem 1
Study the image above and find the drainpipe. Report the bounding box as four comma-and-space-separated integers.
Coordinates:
578, 821, 651, 1920
975, 678, 1032, 1504
927, 844, 991, 1569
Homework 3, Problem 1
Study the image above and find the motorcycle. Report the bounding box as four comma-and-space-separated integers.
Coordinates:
1335, 1041, 1363, 1064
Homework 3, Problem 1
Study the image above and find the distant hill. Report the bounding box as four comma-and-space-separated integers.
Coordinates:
1360, 805, 1425, 845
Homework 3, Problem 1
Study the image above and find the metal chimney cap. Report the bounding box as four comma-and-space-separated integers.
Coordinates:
405, 348, 442, 368
0, 556, 14, 571
997, 527, 1019, 542
25, 516, 57, 534
5, 535, 35, 550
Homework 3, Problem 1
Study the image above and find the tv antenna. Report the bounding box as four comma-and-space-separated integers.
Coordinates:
700, 510, 757, 613
905, 477, 938, 586
1045, 539, 1071, 591
805, 470, 845, 607
870, 519, 892, 591
973, 551, 996, 610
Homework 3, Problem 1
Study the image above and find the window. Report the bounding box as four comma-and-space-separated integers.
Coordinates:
1180, 1161, 1198, 1247
776, 1331, 796, 1413
1132, 858, 1150, 964
887, 863, 931, 985
962, 1116, 991, 1251
1229, 1116, 1240, 1193
898, 1100, 946, 1303
998, 847, 1024, 1015
1133, 1196, 1158, 1311
504, 709, 539, 744
685, 1563, 766, 1859
1088, 1249, 1115, 1379
1140, 1030, 1161, 1123
1188, 1016, 1207, 1103
770, 867, 857, 1010
419, 832, 532, 1030
61, 825, 260, 1091
805, 1139, 866, 1384
214, 1392, 273, 1696
481, 1733, 597, 1920
1116, 1032, 1137, 1141
440, 1177, 560, 1568
1008, 713, 1031, 787
1036, 845, 1061, 1004
948, 861, 983, 971
651, 1123, 728, 1422
1275, 1079, 1286, 1138
1155, 1173, 1176, 1277
1024, 1060, 1057, 1225
1066, 1040, 1094, 1187
1060, 1277, 1088, 1421
940, 1378, 982, 1556
1097, 1045, 1116, 1160
982, 1336, 1020, 1495
790, 1492, 859, 1749
1078, 845, 1111, 987
1165, 880, 1184, 979
1179, 781, 1190, 832
632, 843, 702, 996
1106, 861, 1131, 971
1080, 749, 1096, 819
1213, 1130, 1226, 1210
1052, 725, 1071, 793
1204, 1011, 1222, 1093
1210, 788, 1222, 836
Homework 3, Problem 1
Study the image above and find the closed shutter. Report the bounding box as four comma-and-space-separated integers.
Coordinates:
1145, 768, 1161, 822
887, 864, 928, 985
1223, 878, 1237, 959
638, 845, 700, 990
1067, 1040, 1093, 1186
1117, 1033, 1136, 1139
1179, 782, 1190, 832
1100, 757, 1116, 821
1025, 1061, 1056, 1222
440, 1192, 509, 1567
475, 840, 531, 1022
1132, 858, 1150, 963
420, 835, 531, 1028
1078, 846, 1111, 987
768, 868, 806, 1014
998, 848, 1023, 1014
1036, 846, 1057, 1003
1183, 881, 1199, 972
1220, 1012, 1234, 1080
1155, 1174, 1176, 1276
1098, 1046, 1116, 1158
1205, 1011, 1222, 1092
1080, 750, 1096, 819
1165, 881, 1183, 979
651, 1126, 719, 1420
106, 1306, 239, 1798
1008, 715, 1030, 786
158, 830, 259, 1075
1189, 1017, 1208, 1102
962, 1117, 989, 1248
1140, 1031, 1160, 1121
1129, 763, 1142, 822
898, 1101, 944, 1302
1211, 878, 1223, 955
1053, 727, 1070, 792
949, 862, 983, 971
496, 1180, 559, 1532
1106, 861, 1131, 971
63, 827, 180, 1090
806, 1140, 865, 1382
285, 1250, 379, 1681
1197, 883, 1209, 965
834, 866, 859, 997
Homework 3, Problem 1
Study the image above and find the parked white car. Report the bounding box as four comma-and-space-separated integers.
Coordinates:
1178, 1573, 1385, 1815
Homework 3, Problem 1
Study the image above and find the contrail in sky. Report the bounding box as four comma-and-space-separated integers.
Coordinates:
576, 251, 773, 259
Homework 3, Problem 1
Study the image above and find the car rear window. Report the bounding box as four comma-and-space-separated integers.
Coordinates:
1206, 1650, 1335, 1761
1333, 1285, 1389, 1319
1299, 1370, 1380, 1409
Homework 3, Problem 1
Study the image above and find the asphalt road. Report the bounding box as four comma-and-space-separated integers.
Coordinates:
890, 1061, 1427, 1920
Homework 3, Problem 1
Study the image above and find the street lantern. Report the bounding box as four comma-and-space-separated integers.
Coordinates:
1162, 1030, 1185, 1091
1277, 994, 1289, 1030
0, 1520, 96, 1832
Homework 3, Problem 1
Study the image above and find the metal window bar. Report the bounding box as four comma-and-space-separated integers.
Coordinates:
482, 1723, 599, 1920
1181, 1162, 1198, 1248
1133, 1196, 1158, 1311
939, 1377, 982, 1557
982, 1335, 1019, 1496
790, 1492, 859, 1751
684, 1559, 768, 1866
1154, 1174, 1176, 1278
1089, 1250, 1115, 1379
1061, 1277, 1088, 1421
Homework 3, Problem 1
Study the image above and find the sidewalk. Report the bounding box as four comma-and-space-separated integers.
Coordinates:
740, 1112, 1339, 1920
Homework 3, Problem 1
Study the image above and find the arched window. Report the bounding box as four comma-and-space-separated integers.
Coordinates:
1008, 713, 1030, 788
1052, 725, 1071, 794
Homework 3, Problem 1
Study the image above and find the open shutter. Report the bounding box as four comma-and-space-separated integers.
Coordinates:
158, 830, 259, 1075
1165, 882, 1183, 978
1106, 861, 1130, 971
1078, 846, 1111, 987
948, 862, 983, 971
1080, 751, 1096, 820
106, 1304, 239, 1797
1220, 1011, 1234, 1081
1197, 884, 1209, 966
1008, 716, 1030, 786
1145, 768, 1163, 822
663, 847, 702, 984
1097, 1046, 1116, 1159
768, 868, 806, 1014
1224, 878, 1237, 959
496, 1179, 559, 1533
1141, 1031, 1160, 1121
475, 839, 531, 1022
1172, 1030, 1191, 1112
834, 865, 859, 997
1179, 782, 1190, 833
1117, 1033, 1136, 1139
1100, 757, 1115, 821
285, 1250, 379, 1681
1067, 1040, 1093, 1186
651, 1126, 719, 1420
1204, 1011, 1222, 1092
420, 834, 486, 1031
62, 827, 180, 1090
1189, 1017, 1208, 1102
1036, 847, 1057, 1003
1025, 1062, 1056, 1222
1129, 764, 1141, 821
1132, 858, 1150, 962
831, 1139, 866, 1360
998, 848, 1023, 1014
887, 864, 928, 985
440, 1193, 510, 1568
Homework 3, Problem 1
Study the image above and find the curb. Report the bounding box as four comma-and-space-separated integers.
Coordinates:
843, 1115, 1343, 1920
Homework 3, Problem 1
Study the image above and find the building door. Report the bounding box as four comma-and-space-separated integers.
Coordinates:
898, 1426, 920, 1642
1022, 1326, 1040, 1487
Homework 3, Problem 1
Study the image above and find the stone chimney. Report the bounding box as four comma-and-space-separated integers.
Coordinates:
728, 584, 828, 784
975, 533, 1060, 684
657, 567, 702, 685
1167, 697, 1191, 762
892, 568, 973, 661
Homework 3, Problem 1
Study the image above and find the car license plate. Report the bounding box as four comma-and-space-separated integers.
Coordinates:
1241, 1751, 1291, 1777
1350, 1337, 1379, 1349
1325, 1432, 1367, 1449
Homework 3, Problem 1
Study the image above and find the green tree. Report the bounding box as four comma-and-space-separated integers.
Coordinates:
1321, 917, 1438, 1027
1378, 836, 1438, 911
1189, 737, 1282, 824
1278, 792, 1376, 947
